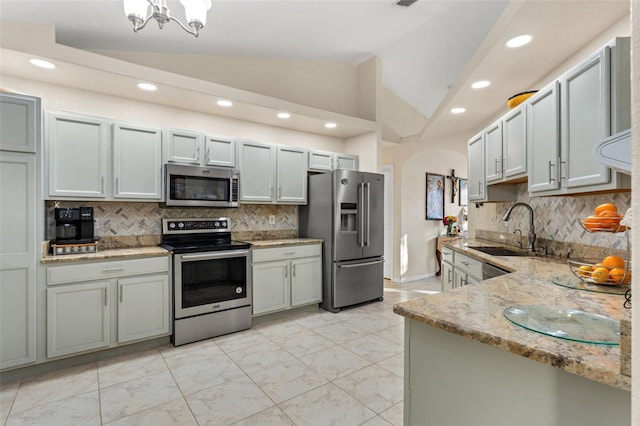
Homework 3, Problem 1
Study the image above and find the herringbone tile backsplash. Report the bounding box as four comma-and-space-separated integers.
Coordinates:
45, 201, 297, 240
488, 184, 631, 250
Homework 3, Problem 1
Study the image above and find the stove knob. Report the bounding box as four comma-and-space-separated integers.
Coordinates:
169, 223, 176, 229
214, 222, 220, 228
220, 221, 228, 228
178, 222, 185, 228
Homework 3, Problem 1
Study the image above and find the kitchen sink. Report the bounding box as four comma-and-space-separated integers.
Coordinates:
470, 246, 528, 256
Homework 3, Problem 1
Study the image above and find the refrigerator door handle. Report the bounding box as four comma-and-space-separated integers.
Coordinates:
338, 259, 384, 268
365, 182, 371, 247
358, 182, 365, 247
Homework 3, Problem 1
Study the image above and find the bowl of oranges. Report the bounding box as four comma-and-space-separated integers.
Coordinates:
581, 203, 627, 233
568, 255, 631, 286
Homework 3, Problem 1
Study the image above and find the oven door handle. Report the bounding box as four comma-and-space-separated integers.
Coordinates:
180, 250, 249, 261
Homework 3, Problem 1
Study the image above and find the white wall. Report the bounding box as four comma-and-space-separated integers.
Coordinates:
1, 75, 347, 153
93, 49, 360, 119
345, 131, 379, 173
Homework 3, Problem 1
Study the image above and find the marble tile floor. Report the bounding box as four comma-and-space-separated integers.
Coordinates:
1, 278, 441, 426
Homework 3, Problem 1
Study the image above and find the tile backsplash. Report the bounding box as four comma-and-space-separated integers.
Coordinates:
481, 184, 631, 253
45, 201, 298, 243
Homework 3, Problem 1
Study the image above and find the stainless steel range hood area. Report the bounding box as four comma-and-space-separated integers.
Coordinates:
593, 129, 631, 175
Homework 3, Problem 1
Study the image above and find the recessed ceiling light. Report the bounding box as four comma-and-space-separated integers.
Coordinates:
277, 112, 291, 119
217, 100, 233, 107
506, 34, 532, 48
324, 122, 337, 129
137, 82, 157, 91
451, 107, 466, 114
471, 80, 491, 89
29, 58, 56, 69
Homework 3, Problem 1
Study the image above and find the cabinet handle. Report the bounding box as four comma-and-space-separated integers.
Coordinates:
119, 284, 123, 303
478, 181, 483, 196
103, 267, 125, 273
495, 158, 500, 175
547, 161, 556, 183
271, 186, 274, 198
196, 146, 200, 161
284, 251, 296, 255
560, 160, 567, 181
447, 269, 452, 284
292, 264, 296, 277
284, 265, 288, 278
206, 148, 210, 163
101, 176, 105, 194
460, 261, 469, 266
278, 187, 282, 198
104, 288, 107, 306
115, 177, 119, 195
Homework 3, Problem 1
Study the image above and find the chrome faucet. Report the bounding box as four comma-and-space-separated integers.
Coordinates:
513, 229, 523, 249
502, 202, 536, 252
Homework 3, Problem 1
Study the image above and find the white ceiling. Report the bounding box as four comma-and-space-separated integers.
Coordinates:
0, 0, 631, 143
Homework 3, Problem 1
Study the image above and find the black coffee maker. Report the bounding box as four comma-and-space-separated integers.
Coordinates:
54, 207, 95, 243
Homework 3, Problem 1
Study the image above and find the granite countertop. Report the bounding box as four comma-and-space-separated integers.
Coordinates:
393, 238, 631, 391
41, 246, 170, 264
247, 238, 323, 248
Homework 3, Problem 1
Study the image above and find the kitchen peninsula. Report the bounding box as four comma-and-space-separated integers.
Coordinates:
394, 240, 631, 425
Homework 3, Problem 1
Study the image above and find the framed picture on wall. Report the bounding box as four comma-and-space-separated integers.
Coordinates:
459, 178, 468, 206
426, 173, 444, 220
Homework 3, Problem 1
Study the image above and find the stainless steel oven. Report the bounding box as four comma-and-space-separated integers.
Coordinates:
161, 218, 252, 346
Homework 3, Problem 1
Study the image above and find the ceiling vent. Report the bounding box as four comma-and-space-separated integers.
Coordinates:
396, 0, 418, 7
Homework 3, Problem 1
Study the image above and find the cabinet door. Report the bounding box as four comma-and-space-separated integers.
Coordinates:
308, 150, 333, 171
467, 132, 485, 201
527, 82, 560, 193
238, 140, 275, 203
118, 274, 170, 343
485, 121, 503, 183
502, 105, 527, 179
562, 47, 611, 189
277, 146, 308, 204
290, 257, 322, 306
47, 282, 110, 358
47, 112, 108, 198
166, 129, 203, 165
0, 93, 39, 153
441, 261, 454, 292
252, 260, 289, 315
113, 122, 163, 200
205, 136, 236, 167
0, 153, 36, 369
334, 154, 359, 170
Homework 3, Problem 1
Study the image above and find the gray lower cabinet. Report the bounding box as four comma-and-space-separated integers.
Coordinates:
0, 152, 37, 370
46, 257, 170, 359
441, 248, 482, 292
252, 244, 322, 316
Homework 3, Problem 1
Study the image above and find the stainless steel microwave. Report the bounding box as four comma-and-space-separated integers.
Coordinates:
164, 164, 239, 207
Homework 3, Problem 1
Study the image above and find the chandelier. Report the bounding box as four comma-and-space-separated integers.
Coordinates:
123, 0, 212, 38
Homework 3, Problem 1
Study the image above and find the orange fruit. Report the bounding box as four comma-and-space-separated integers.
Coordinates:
597, 210, 619, 218
591, 267, 611, 283
577, 265, 592, 277
595, 203, 618, 216
602, 255, 625, 269
583, 216, 603, 231
609, 268, 631, 284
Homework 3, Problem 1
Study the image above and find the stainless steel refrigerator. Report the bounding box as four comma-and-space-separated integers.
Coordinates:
299, 169, 384, 312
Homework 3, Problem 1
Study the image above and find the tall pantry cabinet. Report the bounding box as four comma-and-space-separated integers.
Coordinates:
0, 92, 41, 370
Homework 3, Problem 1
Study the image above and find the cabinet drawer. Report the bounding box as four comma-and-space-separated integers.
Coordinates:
252, 244, 321, 263
441, 247, 454, 264
454, 253, 482, 279
48, 256, 169, 285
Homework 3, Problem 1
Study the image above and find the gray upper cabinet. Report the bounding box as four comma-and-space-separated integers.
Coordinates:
113, 122, 163, 200
46, 111, 109, 199
334, 153, 359, 170
484, 120, 503, 183
238, 139, 276, 203
502, 104, 527, 179
527, 81, 561, 194
308, 150, 334, 171
166, 129, 236, 168
276, 146, 308, 204
0, 93, 40, 154
206, 135, 236, 168
528, 37, 630, 196
467, 132, 485, 202
165, 128, 203, 165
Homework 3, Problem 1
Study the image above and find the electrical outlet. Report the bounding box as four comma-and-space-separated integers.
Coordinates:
269, 215, 276, 225
94, 219, 100, 229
